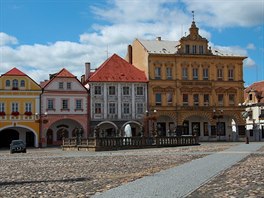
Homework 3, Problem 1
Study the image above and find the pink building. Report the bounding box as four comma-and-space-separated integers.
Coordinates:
40, 68, 89, 147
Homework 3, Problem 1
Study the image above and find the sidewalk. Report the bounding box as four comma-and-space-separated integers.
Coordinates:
92, 143, 263, 198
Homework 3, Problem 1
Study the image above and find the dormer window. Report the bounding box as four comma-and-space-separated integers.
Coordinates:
12, 79, 18, 90
59, 82, 63, 89
6, 80, 10, 87
192, 45, 197, 54
199, 46, 204, 54
185, 45, 190, 54
20, 80, 25, 87
249, 94, 253, 101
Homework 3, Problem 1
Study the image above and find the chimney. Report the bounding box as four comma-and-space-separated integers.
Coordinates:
85, 62, 90, 81
128, 45, 132, 64
156, 36, 161, 41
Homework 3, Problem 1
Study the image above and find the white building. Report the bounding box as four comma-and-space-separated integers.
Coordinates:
243, 81, 264, 141
83, 54, 148, 137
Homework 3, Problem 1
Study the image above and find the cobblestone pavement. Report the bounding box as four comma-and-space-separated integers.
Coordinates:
0, 143, 235, 198
187, 145, 264, 198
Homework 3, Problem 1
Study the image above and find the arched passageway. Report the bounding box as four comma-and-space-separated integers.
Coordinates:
0, 129, 19, 147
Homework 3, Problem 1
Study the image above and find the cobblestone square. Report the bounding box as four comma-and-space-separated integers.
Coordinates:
0, 143, 263, 198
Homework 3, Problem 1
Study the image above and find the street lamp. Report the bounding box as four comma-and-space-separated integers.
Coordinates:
35, 112, 48, 147
212, 108, 223, 140
144, 109, 157, 137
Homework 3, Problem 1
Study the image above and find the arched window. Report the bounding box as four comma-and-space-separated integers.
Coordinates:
20, 80, 25, 87
12, 79, 18, 89
5, 80, 10, 87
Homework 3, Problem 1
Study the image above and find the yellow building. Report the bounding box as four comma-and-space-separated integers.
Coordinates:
0, 68, 41, 147
127, 19, 247, 141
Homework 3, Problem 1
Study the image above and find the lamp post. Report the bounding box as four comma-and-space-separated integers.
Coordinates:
212, 108, 223, 140
144, 109, 157, 137
35, 112, 48, 147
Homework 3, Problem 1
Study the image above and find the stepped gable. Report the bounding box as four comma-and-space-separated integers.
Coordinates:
2, 67, 27, 76
89, 54, 147, 82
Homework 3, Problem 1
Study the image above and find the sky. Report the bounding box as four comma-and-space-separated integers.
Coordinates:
0, 0, 263, 86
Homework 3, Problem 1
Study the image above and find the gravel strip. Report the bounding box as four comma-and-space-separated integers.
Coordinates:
187, 145, 264, 198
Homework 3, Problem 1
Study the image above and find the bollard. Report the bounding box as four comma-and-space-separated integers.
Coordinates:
245, 136, 249, 144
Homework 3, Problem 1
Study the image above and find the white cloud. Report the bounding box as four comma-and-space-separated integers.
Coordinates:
246, 43, 256, 50
183, 0, 264, 28
244, 58, 256, 67
0, 32, 18, 46
1, 0, 262, 82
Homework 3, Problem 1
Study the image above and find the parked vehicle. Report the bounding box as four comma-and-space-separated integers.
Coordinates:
10, 140, 26, 154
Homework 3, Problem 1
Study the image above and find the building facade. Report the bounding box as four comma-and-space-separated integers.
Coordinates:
243, 81, 264, 141
0, 68, 41, 147
40, 68, 89, 147
127, 20, 247, 141
84, 54, 148, 137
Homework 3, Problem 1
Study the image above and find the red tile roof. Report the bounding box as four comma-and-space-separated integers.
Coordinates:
40, 68, 76, 88
88, 54, 147, 82
56, 68, 76, 78
244, 80, 264, 103
2, 67, 27, 76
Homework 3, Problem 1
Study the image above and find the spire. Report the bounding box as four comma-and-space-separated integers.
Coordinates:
189, 10, 199, 37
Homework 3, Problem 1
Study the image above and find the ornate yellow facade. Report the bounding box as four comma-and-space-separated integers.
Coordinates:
0, 68, 41, 147
127, 20, 247, 141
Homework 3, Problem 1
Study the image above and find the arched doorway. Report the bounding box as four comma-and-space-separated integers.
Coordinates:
0, 129, 19, 148
26, 131, 35, 147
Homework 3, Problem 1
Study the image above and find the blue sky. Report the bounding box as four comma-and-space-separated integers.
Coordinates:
0, 0, 263, 86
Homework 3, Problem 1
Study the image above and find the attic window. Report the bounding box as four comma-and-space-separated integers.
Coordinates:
249, 94, 253, 101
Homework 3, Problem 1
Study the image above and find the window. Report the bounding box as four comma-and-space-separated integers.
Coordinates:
192, 45, 197, 54
136, 103, 144, 114
228, 69, 234, 81
62, 99, 69, 110
167, 92, 173, 105
182, 68, 188, 80
193, 94, 199, 106
204, 94, 209, 106
229, 94, 235, 106
109, 86, 116, 95
185, 45, 190, 54
183, 94, 188, 106
109, 103, 116, 114
155, 93, 162, 106
136, 86, 144, 96
25, 103, 32, 112
13, 79, 18, 89
12, 103, 19, 112
59, 82, 64, 89
193, 68, 198, 80
199, 45, 204, 54
155, 67, 161, 79
47, 99, 54, 110
123, 86, 130, 95
217, 69, 223, 80
94, 86, 102, 95
123, 103, 130, 114
95, 103, 102, 114
67, 82, 72, 89
20, 80, 25, 87
166, 67, 172, 79
0, 103, 5, 112
218, 94, 224, 106
249, 94, 253, 101
75, 99, 82, 110
6, 80, 10, 87
203, 68, 208, 80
